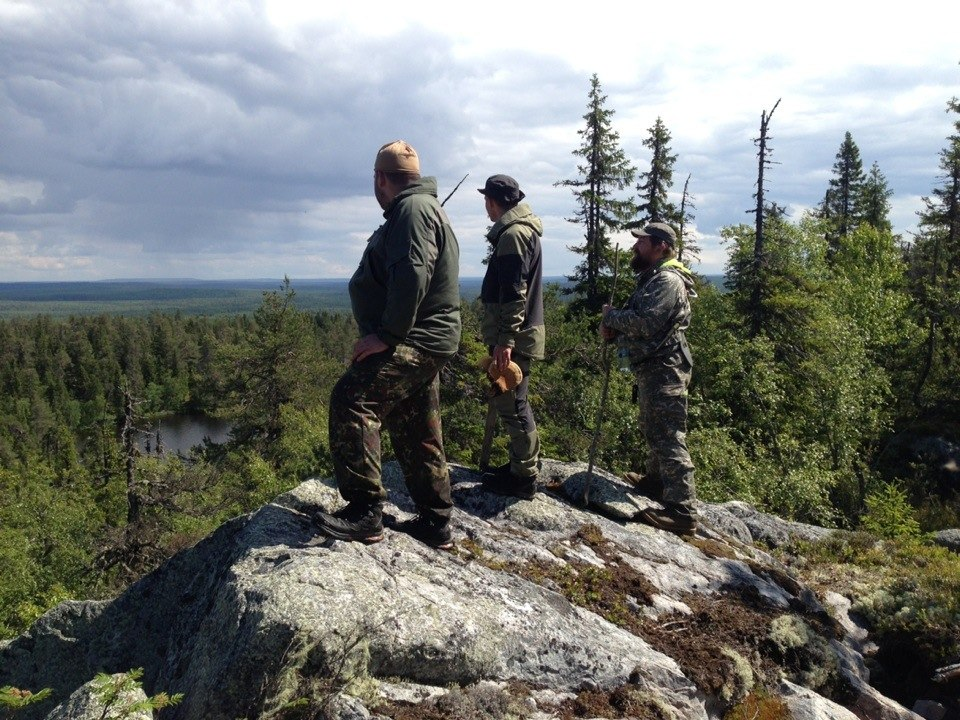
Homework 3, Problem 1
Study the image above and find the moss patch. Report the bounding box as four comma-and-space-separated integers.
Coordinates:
723, 690, 791, 720
376, 681, 532, 720
501, 524, 657, 632
637, 588, 780, 707
781, 532, 960, 710
553, 685, 673, 719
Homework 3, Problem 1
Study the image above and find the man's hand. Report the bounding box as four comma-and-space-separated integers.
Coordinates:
352, 334, 389, 363
493, 344, 512, 372
600, 304, 617, 341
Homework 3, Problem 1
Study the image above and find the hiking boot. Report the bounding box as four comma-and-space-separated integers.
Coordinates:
637, 505, 697, 537
623, 472, 664, 500
479, 460, 511, 475
313, 502, 384, 544
387, 514, 454, 550
481, 466, 536, 500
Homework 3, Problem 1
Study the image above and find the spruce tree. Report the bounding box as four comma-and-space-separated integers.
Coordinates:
909, 97, 960, 410
822, 131, 867, 250
636, 116, 678, 225
556, 74, 636, 313
860, 161, 893, 233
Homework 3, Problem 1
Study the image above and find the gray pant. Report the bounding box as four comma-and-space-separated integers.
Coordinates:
489, 354, 541, 478
636, 351, 696, 510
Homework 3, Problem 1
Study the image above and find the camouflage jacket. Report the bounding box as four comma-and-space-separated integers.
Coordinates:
349, 177, 462, 358
604, 258, 695, 372
480, 202, 545, 359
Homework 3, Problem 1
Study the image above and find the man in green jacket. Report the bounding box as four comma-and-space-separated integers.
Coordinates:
314, 140, 461, 549
478, 175, 545, 500
601, 222, 697, 535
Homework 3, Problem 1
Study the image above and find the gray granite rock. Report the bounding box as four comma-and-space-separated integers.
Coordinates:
780, 679, 861, 720
715, 500, 834, 547
932, 529, 960, 553
0, 460, 917, 720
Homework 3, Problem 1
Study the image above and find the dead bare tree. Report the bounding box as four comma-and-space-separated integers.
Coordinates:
746, 98, 782, 337
677, 173, 699, 264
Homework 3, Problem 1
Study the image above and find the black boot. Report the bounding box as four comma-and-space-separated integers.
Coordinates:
387, 513, 454, 550
481, 466, 536, 500
313, 502, 384, 543
623, 472, 664, 501
636, 503, 697, 536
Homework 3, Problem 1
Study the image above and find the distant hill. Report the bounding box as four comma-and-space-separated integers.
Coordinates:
0, 276, 725, 318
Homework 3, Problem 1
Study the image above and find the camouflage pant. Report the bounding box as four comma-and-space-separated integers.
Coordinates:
329, 344, 452, 521
489, 354, 540, 478
635, 351, 696, 510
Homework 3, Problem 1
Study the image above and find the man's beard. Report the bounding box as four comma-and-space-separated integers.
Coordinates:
374, 184, 389, 210
630, 252, 653, 273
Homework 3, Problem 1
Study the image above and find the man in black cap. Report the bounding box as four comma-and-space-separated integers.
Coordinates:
477, 174, 545, 499
600, 222, 698, 534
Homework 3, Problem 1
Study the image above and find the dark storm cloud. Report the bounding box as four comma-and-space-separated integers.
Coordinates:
0, 1, 491, 270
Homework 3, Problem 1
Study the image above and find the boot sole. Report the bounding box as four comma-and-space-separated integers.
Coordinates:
314, 519, 385, 544
637, 509, 696, 537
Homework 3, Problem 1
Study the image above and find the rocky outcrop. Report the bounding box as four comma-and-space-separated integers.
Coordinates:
933, 529, 960, 553
0, 460, 923, 720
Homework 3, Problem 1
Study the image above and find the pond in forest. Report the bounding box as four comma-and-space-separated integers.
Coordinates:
137, 414, 232, 456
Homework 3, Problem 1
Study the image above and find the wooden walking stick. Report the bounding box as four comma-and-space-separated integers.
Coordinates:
478, 400, 498, 473
583, 247, 620, 506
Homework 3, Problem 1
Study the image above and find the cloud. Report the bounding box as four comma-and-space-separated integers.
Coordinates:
0, 0, 957, 281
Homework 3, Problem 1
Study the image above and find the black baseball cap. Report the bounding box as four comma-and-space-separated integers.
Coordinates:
478, 174, 525, 205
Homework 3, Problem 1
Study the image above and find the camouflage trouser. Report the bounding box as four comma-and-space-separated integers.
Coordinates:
329, 343, 452, 522
488, 354, 540, 478
635, 351, 696, 511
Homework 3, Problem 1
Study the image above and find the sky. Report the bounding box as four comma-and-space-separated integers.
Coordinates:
0, 0, 957, 282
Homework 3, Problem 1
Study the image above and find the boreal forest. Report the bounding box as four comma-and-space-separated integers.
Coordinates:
2, 78, 959, 704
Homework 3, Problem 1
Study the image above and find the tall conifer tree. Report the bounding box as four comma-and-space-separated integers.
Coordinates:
821, 131, 867, 250
909, 97, 960, 408
636, 117, 678, 225
556, 74, 636, 313
860, 161, 893, 233
740, 98, 781, 337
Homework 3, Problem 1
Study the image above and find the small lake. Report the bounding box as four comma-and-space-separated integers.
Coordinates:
138, 414, 232, 456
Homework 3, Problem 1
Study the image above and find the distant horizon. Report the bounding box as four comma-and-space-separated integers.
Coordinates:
0, 273, 724, 286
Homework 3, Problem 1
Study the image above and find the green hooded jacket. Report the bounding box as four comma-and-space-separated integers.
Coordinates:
348, 177, 462, 358
480, 202, 545, 359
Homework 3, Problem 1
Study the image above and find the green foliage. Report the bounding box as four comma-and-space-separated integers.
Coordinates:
860, 483, 922, 539
860, 161, 893, 233
91, 667, 183, 719
907, 97, 960, 418
0, 463, 102, 636
0, 685, 53, 716
218, 278, 337, 465
796, 532, 960, 698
